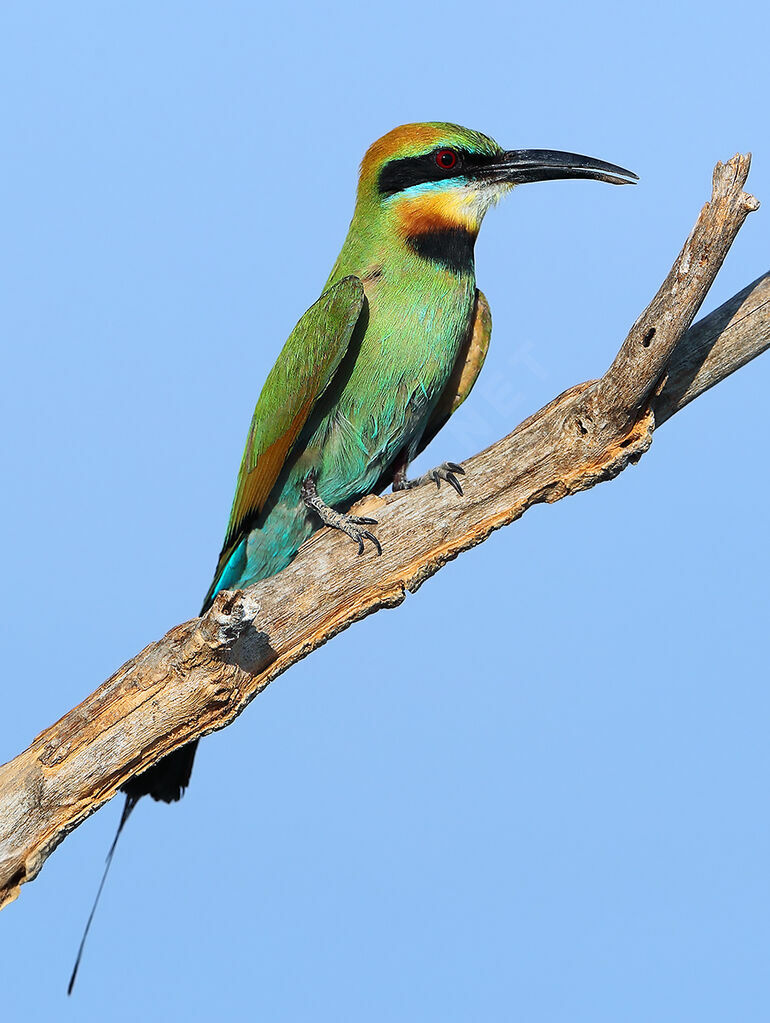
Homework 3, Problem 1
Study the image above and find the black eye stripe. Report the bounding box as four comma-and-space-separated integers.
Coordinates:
377, 149, 499, 197
377, 149, 474, 197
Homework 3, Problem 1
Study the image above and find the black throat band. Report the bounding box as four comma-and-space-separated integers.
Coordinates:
407, 228, 476, 275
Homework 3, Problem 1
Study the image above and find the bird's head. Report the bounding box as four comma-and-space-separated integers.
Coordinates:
356, 122, 637, 262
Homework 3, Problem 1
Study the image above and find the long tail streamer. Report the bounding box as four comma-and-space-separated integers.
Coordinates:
67, 794, 139, 995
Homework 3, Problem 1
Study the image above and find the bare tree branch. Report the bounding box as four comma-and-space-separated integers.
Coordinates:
0, 155, 766, 911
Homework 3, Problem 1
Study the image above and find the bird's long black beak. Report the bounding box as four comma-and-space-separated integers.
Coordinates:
485, 149, 638, 186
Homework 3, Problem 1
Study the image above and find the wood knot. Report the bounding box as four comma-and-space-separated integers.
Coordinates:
199, 588, 261, 649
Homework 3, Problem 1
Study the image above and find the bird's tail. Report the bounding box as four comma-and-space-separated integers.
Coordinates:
121, 741, 199, 803
67, 793, 139, 995
67, 742, 198, 993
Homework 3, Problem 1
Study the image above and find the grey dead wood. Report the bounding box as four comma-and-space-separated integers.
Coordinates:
0, 155, 767, 911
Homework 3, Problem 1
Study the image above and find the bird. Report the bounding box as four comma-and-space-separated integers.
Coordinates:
69, 122, 636, 990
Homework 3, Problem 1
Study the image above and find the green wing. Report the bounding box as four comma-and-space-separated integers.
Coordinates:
416, 288, 492, 456
209, 275, 365, 592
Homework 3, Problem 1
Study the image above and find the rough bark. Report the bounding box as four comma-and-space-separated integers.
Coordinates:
0, 155, 766, 911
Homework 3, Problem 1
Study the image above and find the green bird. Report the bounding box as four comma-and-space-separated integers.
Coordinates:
69, 123, 635, 990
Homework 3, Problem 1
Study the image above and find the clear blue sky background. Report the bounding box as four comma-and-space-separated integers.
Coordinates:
2, 2, 769, 1019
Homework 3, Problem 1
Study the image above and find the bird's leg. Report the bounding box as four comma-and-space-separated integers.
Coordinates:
391, 451, 466, 496
301, 472, 382, 556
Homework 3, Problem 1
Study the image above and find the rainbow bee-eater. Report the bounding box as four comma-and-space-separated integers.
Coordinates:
70, 123, 635, 989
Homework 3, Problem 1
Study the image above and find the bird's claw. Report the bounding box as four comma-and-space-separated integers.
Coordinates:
342, 514, 382, 556
429, 461, 465, 495
328, 514, 382, 557
301, 474, 382, 556
354, 528, 382, 557
345, 514, 382, 555
393, 460, 467, 495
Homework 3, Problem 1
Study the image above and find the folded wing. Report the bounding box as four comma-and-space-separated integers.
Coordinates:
203, 276, 366, 607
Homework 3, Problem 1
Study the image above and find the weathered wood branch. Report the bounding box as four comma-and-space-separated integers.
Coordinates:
0, 156, 767, 911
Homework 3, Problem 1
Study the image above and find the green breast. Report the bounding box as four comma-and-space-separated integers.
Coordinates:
308, 250, 476, 504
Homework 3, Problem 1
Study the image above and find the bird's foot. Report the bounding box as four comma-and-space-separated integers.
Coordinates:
393, 461, 466, 496
301, 474, 382, 556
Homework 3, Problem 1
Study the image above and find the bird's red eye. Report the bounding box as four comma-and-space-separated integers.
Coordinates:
435, 149, 458, 170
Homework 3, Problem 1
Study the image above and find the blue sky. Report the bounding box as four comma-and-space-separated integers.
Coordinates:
1, 2, 769, 1020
